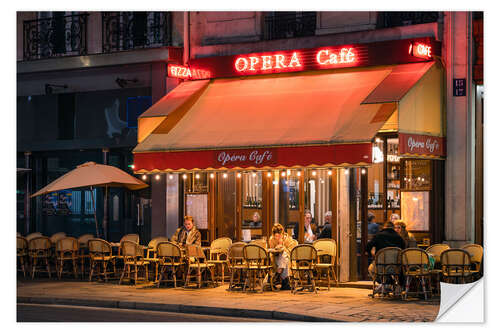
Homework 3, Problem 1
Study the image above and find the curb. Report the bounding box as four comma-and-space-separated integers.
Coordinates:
17, 296, 339, 322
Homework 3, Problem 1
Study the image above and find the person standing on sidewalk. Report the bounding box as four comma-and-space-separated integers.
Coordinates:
171, 216, 201, 246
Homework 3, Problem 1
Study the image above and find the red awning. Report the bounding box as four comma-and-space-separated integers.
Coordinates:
133, 65, 417, 172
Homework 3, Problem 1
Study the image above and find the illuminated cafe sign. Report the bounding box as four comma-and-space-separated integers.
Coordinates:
169, 37, 440, 80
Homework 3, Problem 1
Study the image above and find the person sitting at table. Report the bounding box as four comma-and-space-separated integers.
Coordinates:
365, 221, 405, 295
293, 210, 318, 243
171, 215, 201, 246
394, 220, 417, 248
318, 211, 332, 239
268, 223, 294, 290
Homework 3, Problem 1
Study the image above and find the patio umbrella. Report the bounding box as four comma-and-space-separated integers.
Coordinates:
31, 161, 148, 239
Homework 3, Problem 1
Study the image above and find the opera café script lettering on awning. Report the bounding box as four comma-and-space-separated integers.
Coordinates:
399, 133, 446, 157
215, 149, 277, 168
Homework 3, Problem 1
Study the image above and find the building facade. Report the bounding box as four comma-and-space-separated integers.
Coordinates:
17, 11, 483, 281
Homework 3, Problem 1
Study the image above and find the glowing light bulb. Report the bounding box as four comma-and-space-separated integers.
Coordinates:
210, 173, 215, 179
155, 174, 160, 180
297, 171, 301, 177
142, 175, 147, 180
361, 168, 366, 175
195, 174, 200, 179
281, 171, 286, 177
252, 173, 257, 178
287, 170, 291, 176
272, 180, 278, 185
267, 172, 271, 178
327, 170, 332, 176
169, 174, 173, 180
344, 169, 349, 175
223, 173, 228, 179
312, 171, 317, 176
237, 173, 241, 178
182, 174, 187, 180
130, 164, 135, 169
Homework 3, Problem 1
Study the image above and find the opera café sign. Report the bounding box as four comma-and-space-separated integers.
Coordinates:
215, 149, 276, 168
399, 133, 446, 157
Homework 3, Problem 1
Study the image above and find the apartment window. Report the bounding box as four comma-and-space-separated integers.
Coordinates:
264, 12, 316, 40
126, 96, 152, 128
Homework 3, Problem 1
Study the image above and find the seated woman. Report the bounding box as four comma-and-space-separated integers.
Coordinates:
268, 223, 294, 290
394, 220, 416, 248
171, 215, 201, 247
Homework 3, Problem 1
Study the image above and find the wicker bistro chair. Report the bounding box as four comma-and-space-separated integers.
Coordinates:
144, 237, 170, 280
17, 236, 29, 277
156, 241, 184, 287
426, 243, 450, 294
290, 244, 318, 294
50, 232, 67, 245
371, 247, 402, 297
461, 244, 483, 280
26, 232, 42, 242
242, 244, 273, 292
28, 236, 52, 279
119, 240, 150, 285
441, 249, 473, 284
88, 238, 116, 282
55, 237, 79, 279
313, 239, 338, 290
250, 238, 268, 249
116, 234, 140, 257
228, 242, 247, 291
401, 248, 432, 300
77, 234, 94, 278
184, 244, 216, 288
207, 237, 232, 284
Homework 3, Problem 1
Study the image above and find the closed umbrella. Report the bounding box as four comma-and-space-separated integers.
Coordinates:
31, 161, 148, 239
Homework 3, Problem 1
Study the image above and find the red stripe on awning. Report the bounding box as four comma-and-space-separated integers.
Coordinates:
133, 143, 372, 172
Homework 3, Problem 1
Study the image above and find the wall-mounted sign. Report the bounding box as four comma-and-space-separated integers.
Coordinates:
453, 78, 466, 96
167, 64, 211, 80
215, 149, 277, 168
180, 37, 440, 80
409, 42, 433, 59
399, 133, 446, 157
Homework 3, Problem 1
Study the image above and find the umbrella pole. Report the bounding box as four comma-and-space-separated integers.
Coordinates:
90, 186, 99, 238
103, 185, 108, 241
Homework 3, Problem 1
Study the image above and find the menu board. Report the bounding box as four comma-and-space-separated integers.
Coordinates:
186, 194, 208, 230
401, 191, 429, 231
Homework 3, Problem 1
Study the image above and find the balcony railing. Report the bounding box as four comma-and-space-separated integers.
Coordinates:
264, 12, 317, 40
102, 12, 172, 53
377, 12, 440, 28
23, 13, 88, 61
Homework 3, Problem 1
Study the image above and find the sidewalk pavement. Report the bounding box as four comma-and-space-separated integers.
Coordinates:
17, 278, 439, 322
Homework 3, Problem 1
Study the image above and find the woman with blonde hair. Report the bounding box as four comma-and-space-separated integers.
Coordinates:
394, 220, 416, 248
268, 223, 295, 290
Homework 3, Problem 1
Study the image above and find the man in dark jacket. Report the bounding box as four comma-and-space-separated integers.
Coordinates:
318, 211, 332, 239
366, 221, 405, 295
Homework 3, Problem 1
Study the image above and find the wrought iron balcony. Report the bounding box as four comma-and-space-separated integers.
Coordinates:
23, 13, 88, 61
377, 12, 440, 28
264, 12, 317, 40
102, 12, 172, 53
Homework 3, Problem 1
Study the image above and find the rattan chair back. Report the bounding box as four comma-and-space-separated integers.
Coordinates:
157, 241, 182, 258
290, 244, 317, 268
121, 240, 142, 257
441, 249, 472, 278
17, 236, 28, 256
374, 247, 401, 276
461, 244, 483, 269
88, 238, 112, 256
250, 238, 268, 249
228, 242, 246, 265
243, 244, 269, 268
401, 248, 430, 275
77, 234, 94, 248
26, 232, 42, 242
313, 239, 337, 264
50, 232, 67, 244
28, 236, 51, 252
210, 237, 232, 251
289, 239, 299, 249
186, 244, 205, 260
148, 237, 170, 250
56, 237, 79, 252
426, 243, 450, 264
120, 234, 139, 244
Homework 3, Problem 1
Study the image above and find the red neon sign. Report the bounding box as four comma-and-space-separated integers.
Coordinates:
167, 64, 211, 79
410, 42, 432, 59
316, 47, 356, 66
234, 52, 303, 73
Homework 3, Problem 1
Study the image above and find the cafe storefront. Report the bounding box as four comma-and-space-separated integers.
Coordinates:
133, 37, 446, 281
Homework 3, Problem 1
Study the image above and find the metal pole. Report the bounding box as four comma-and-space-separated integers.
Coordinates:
24, 151, 31, 235
90, 185, 99, 238
102, 149, 109, 240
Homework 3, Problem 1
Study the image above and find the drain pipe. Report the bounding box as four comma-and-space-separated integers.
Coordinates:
183, 11, 190, 66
